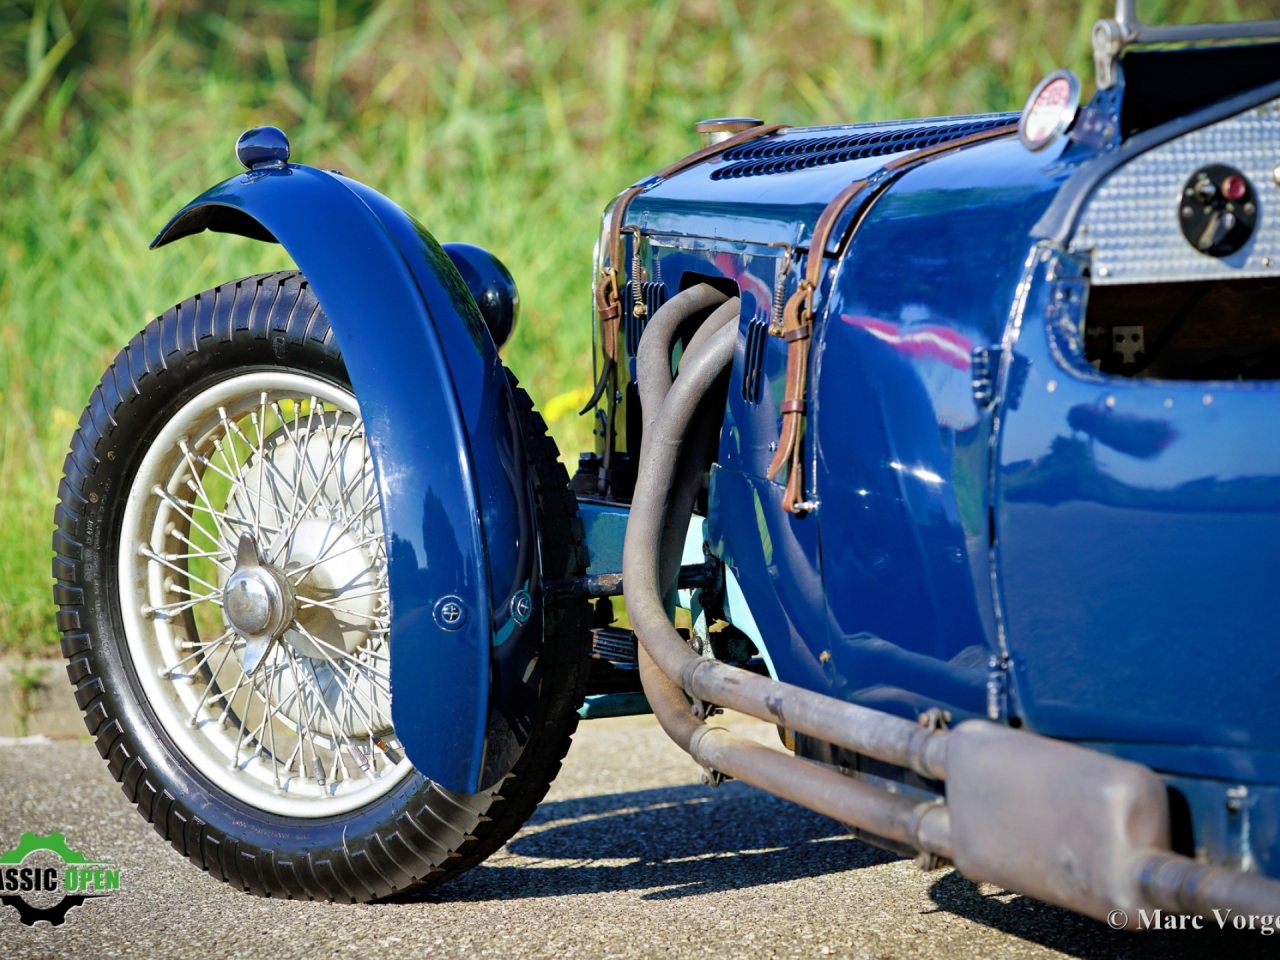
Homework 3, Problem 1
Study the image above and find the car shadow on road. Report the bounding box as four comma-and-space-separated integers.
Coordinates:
926, 870, 1278, 960
416, 781, 899, 903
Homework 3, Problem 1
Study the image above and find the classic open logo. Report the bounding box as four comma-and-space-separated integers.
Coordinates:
0, 832, 119, 926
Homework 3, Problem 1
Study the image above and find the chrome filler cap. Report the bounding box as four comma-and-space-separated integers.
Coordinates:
695, 118, 763, 148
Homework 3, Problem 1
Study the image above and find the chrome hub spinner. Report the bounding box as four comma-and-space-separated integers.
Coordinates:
224, 533, 296, 672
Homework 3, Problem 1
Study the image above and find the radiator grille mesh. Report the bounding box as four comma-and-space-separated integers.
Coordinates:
1072, 96, 1280, 284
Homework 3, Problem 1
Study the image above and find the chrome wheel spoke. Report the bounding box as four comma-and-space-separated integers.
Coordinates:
188, 637, 240, 727
296, 595, 391, 627
162, 627, 236, 679
283, 532, 383, 583
138, 545, 223, 594
268, 410, 367, 564
289, 621, 390, 730
191, 448, 292, 534
163, 582, 224, 605
178, 438, 241, 547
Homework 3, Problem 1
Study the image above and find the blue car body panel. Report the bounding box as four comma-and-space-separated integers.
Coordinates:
996, 248, 1280, 754
811, 138, 1070, 723
152, 165, 541, 793
707, 465, 828, 692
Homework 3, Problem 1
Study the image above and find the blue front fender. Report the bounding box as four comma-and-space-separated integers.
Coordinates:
152, 164, 541, 793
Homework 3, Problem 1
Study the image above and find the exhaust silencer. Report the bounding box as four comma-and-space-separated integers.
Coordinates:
945, 720, 1170, 927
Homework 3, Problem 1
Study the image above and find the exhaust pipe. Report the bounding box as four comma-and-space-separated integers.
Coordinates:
620, 292, 1280, 926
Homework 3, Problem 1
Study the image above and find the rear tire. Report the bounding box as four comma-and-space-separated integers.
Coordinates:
52, 271, 591, 900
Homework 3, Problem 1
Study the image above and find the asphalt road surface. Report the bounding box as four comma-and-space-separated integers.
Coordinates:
1, 713, 1273, 959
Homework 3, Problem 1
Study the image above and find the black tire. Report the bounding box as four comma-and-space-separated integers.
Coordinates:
52, 271, 592, 901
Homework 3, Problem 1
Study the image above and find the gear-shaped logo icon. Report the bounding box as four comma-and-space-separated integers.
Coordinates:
1, 831, 114, 927
1, 831, 89, 865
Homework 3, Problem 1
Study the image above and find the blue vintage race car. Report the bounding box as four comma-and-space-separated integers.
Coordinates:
51, 0, 1280, 926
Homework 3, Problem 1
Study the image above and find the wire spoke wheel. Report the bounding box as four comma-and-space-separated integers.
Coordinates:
120, 372, 410, 816
54, 272, 591, 900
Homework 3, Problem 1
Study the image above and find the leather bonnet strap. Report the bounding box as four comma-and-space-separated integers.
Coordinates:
598, 124, 788, 364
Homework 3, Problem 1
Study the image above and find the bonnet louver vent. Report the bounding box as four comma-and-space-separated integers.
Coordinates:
741, 316, 768, 404
624, 280, 667, 358
709, 116, 1014, 180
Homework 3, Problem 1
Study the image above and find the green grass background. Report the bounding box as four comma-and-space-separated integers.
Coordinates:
1, 0, 1275, 656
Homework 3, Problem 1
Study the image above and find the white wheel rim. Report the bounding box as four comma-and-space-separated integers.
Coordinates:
119, 372, 413, 817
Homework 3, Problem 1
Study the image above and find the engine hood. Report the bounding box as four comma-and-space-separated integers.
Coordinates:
624, 112, 1062, 252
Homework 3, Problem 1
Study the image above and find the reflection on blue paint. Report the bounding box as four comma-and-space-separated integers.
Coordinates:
1066, 404, 1179, 459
